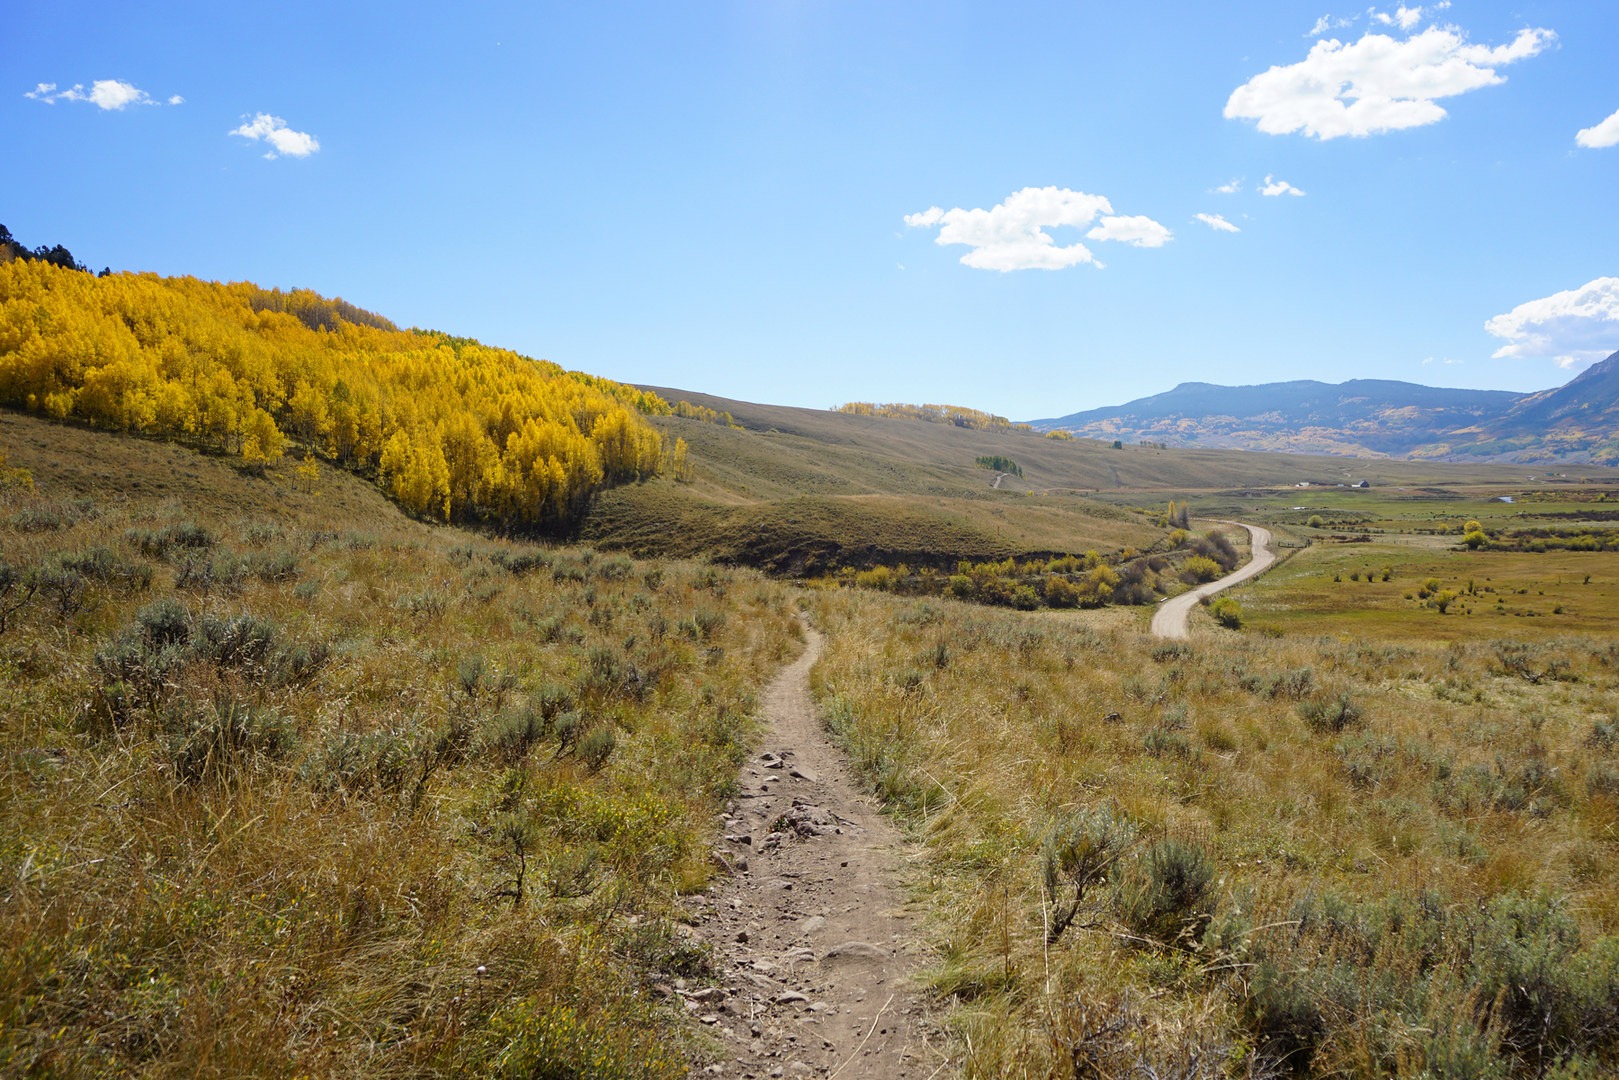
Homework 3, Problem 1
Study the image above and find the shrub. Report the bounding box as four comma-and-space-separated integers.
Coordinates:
126, 521, 215, 557
1113, 838, 1215, 947
487, 707, 547, 765
136, 597, 191, 647
1044, 806, 1134, 944
595, 555, 633, 581
1299, 692, 1361, 734
1042, 574, 1081, 608
28, 560, 89, 616
1143, 726, 1195, 758
298, 729, 415, 795
491, 548, 551, 575
1208, 596, 1243, 629
576, 727, 617, 773
1240, 665, 1314, 699
192, 612, 281, 670
1183, 556, 1222, 583
0, 559, 31, 633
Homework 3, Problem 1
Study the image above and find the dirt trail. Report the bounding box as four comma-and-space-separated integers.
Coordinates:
1150, 522, 1275, 640
682, 625, 942, 1079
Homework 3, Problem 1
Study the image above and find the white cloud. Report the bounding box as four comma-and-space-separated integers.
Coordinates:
1371, 5, 1438, 31
1195, 213, 1241, 233
167, 95, 185, 106
1087, 215, 1173, 248
229, 113, 320, 159
1260, 174, 1306, 197
903, 186, 1170, 272
1576, 107, 1619, 149
1225, 23, 1554, 140
1214, 178, 1243, 194
25, 78, 173, 110
1485, 277, 1619, 368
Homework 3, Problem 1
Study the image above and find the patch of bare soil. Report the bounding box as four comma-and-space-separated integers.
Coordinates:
680, 625, 945, 1079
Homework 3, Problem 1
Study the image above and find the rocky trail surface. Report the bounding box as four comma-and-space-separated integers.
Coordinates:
680, 625, 945, 1079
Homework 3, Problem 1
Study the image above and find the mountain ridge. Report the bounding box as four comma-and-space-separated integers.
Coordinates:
1031, 351, 1619, 464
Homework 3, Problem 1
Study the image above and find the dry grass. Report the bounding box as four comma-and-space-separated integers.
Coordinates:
0, 419, 799, 1076
808, 582, 1619, 1077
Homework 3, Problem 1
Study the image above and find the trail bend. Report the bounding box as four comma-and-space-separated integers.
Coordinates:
1150, 522, 1275, 640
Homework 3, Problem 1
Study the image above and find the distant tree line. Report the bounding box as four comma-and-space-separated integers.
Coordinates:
0, 223, 93, 274
836, 401, 1037, 434
975, 455, 1022, 478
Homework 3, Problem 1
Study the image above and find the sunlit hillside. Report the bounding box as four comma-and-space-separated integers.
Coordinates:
0, 259, 676, 529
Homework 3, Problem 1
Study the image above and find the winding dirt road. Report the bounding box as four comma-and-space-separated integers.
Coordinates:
1150, 522, 1275, 640
684, 625, 941, 1078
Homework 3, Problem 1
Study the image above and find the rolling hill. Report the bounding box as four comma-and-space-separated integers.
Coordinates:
575, 386, 1617, 572
1031, 350, 1619, 464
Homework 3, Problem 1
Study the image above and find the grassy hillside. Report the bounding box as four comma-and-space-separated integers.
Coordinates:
579, 387, 1616, 575
0, 415, 797, 1076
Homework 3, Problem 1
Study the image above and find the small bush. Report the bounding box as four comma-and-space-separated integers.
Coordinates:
1044, 805, 1134, 944
1240, 666, 1314, 699
1143, 726, 1195, 758
1113, 838, 1215, 947
126, 521, 215, 558
487, 707, 547, 765
28, 560, 89, 616
1299, 692, 1362, 734
298, 729, 415, 795
491, 548, 550, 575
576, 726, 617, 773
137, 597, 192, 647
1208, 596, 1243, 629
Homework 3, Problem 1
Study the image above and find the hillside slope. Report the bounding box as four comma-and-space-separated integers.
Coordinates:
577, 387, 1601, 571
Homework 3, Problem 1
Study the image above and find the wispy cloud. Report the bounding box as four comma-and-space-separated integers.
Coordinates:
1486, 277, 1619, 368
1195, 213, 1241, 233
1306, 13, 1355, 37
1260, 174, 1306, 197
1214, 178, 1243, 194
1226, 21, 1553, 140
904, 187, 1171, 272
229, 113, 320, 159
1370, 3, 1448, 32
1576, 107, 1619, 149
25, 78, 177, 110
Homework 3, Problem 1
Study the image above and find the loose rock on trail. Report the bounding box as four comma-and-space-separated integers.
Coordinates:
680, 625, 943, 1078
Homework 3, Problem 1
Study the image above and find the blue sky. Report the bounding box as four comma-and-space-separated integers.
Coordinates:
5, 1, 1617, 420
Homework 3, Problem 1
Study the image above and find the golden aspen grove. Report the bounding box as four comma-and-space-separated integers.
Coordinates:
0, 258, 685, 528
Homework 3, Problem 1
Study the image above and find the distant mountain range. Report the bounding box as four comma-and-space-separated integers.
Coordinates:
1031, 349, 1619, 465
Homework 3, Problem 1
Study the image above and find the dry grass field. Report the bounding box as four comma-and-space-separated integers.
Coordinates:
806, 522, 1619, 1076
8, 402, 1619, 1078
1, 414, 799, 1076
